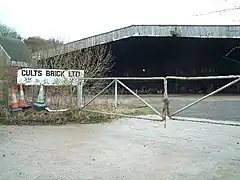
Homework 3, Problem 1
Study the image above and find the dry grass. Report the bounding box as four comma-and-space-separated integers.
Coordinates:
0, 104, 153, 126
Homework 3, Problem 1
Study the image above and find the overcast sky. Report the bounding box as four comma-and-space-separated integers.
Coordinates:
0, 0, 239, 42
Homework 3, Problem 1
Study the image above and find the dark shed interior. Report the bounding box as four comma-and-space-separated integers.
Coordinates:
110, 37, 240, 94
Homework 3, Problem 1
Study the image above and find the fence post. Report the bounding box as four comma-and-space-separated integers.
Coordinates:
77, 82, 83, 108
162, 78, 169, 128
114, 79, 118, 108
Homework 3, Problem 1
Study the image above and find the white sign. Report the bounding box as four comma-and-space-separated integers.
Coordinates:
17, 68, 84, 86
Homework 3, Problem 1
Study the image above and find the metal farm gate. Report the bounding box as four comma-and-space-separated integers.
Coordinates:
76, 75, 240, 128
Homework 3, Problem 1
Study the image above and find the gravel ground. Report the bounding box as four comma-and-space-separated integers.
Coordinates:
0, 116, 240, 180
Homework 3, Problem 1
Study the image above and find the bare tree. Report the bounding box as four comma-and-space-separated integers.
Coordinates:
24, 37, 64, 53
0, 23, 21, 39
194, 6, 240, 17
39, 44, 114, 78
193, 1, 239, 22
35, 43, 115, 108
222, 46, 240, 65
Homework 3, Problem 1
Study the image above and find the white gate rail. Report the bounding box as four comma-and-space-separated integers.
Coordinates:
166, 75, 240, 80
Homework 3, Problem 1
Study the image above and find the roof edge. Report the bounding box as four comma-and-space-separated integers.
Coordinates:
66, 24, 240, 45
32, 24, 240, 59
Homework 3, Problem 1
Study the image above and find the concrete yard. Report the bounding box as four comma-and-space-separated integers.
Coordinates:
0, 115, 240, 180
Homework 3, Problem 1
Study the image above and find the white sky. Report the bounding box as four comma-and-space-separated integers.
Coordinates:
0, 0, 239, 42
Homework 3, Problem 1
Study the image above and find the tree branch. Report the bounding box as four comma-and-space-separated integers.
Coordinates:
225, 46, 240, 57
222, 55, 240, 65
193, 6, 240, 16
221, 46, 240, 65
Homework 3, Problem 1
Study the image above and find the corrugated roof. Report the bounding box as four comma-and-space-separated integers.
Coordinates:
0, 36, 31, 62
33, 25, 240, 60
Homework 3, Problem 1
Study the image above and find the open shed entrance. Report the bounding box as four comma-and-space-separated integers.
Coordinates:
110, 36, 240, 94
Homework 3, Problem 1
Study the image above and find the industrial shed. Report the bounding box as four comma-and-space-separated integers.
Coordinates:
33, 25, 240, 93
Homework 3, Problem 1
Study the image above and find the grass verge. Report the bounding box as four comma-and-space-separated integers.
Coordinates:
0, 104, 153, 125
